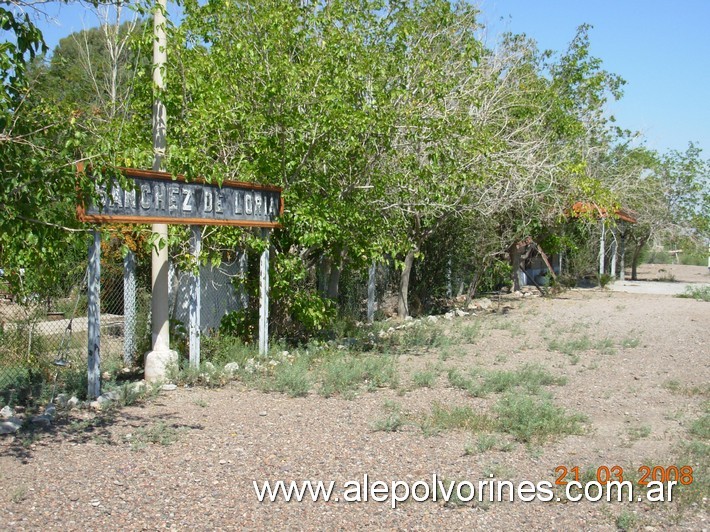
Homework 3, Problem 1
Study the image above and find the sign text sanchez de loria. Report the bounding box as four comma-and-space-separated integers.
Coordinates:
78, 167, 283, 228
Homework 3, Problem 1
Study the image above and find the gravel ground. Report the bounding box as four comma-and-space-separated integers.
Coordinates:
1, 266, 708, 530
610, 263, 710, 295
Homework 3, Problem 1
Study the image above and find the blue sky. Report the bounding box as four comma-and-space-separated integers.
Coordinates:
31, 0, 709, 156
478, 0, 710, 155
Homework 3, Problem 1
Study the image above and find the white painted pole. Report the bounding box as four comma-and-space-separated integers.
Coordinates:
598, 221, 606, 276
87, 230, 101, 399
145, 0, 177, 381
189, 225, 201, 368
619, 228, 626, 282
367, 261, 376, 323
610, 230, 618, 279
259, 230, 270, 356
123, 250, 136, 366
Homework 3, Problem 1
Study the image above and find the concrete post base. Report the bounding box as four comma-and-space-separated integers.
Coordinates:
144, 349, 178, 382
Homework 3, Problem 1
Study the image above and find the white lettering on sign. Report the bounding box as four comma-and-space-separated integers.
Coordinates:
182, 189, 193, 212
86, 174, 281, 226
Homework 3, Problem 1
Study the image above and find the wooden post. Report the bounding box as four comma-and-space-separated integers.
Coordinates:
259, 229, 270, 356
598, 221, 606, 276
123, 250, 136, 366
87, 230, 101, 399
367, 261, 376, 323
189, 225, 201, 368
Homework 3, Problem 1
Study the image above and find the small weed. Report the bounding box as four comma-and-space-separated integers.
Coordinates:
193, 398, 209, 408
412, 366, 438, 389
484, 365, 567, 395
11, 486, 28, 504
371, 401, 405, 432
663, 379, 681, 393
548, 335, 592, 356
677, 285, 710, 302
689, 402, 710, 439
621, 337, 640, 349
615, 510, 637, 531
627, 424, 651, 441
596, 338, 617, 356
463, 441, 475, 456
398, 323, 450, 349
456, 323, 481, 344
439, 348, 453, 361
476, 434, 498, 452
420, 402, 493, 435
319, 353, 397, 398
494, 393, 586, 443
126, 421, 182, 450
662, 380, 710, 397
447, 368, 475, 392
597, 273, 615, 289
272, 362, 311, 398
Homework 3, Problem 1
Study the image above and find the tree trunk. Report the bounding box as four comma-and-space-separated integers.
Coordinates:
327, 258, 342, 300
630, 237, 647, 281
509, 243, 521, 291
398, 250, 416, 319
619, 231, 626, 282
318, 256, 331, 297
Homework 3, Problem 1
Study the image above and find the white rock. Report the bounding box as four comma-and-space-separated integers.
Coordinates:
404, 316, 414, 322
54, 394, 69, 408
67, 396, 81, 409
130, 381, 146, 394
43, 404, 56, 418
427, 315, 439, 323
89, 400, 102, 411
223, 362, 240, 376
162, 383, 178, 391
0, 405, 14, 419
31, 414, 52, 428
473, 297, 492, 310
455, 309, 469, 317
0, 418, 22, 434
97, 394, 113, 406
205, 362, 216, 371
104, 390, 120, 401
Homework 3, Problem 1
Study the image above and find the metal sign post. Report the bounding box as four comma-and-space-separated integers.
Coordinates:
77, 166, 283, 388
189, 225, 202, 367
87, 230, 101, 399
259, 229, 270, 356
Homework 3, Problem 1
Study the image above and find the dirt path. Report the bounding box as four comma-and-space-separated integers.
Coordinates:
1, 288, 708, 530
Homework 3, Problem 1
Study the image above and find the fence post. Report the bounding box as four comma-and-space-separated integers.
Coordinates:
259, 229, 270, 356
189, 225, 201, 368
87, 230, 101, 399
367, 261, 376, 323
123, 250, 136, 367
239, 249, 248, 310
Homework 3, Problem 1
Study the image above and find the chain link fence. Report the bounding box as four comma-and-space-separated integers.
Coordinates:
0, 253, 151, 405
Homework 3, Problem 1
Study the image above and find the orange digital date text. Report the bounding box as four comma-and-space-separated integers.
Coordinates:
554, 465, 694, 486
